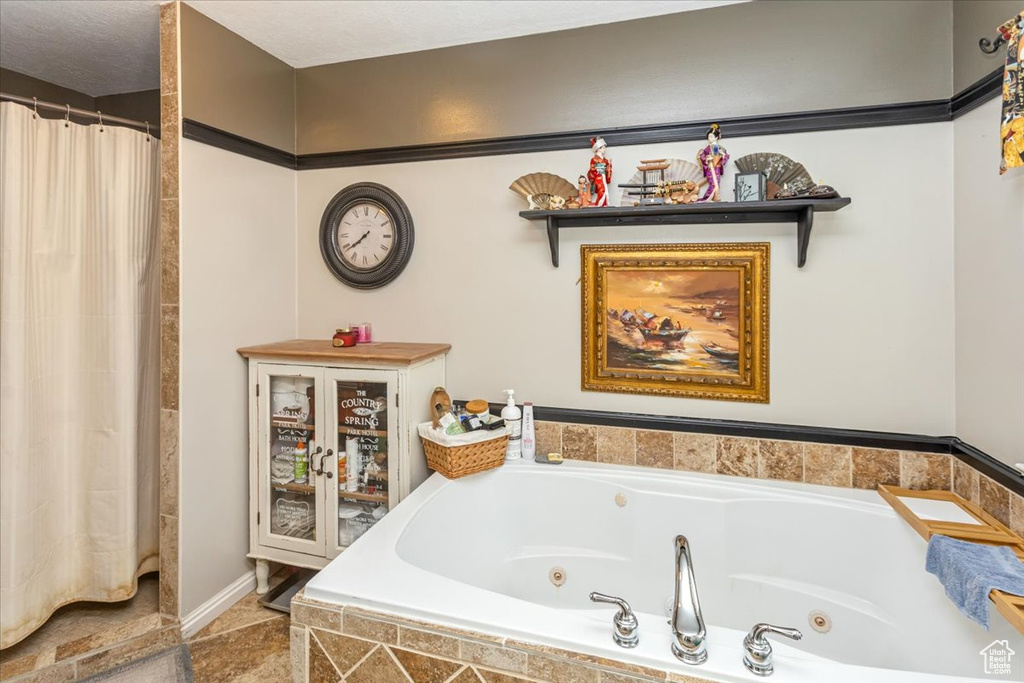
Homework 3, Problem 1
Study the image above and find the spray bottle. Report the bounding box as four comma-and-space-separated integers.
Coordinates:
502, 389, 522, 460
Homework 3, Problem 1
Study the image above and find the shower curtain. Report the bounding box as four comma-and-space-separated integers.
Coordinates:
0, 102, 161, 648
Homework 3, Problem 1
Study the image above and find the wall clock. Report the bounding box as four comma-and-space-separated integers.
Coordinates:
319, 183, 414, 289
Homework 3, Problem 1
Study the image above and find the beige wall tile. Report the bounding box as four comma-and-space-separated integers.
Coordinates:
158, 514, 178, 616
851, 448, 899, 489
160, 133, 178, 200
476, 668, 532, 683
899, 452, 950, 490
345, 646, 408, 683
460, 641, 527, 674
160, 305, 179, 411
1009, 493, 1024, 539
398, 627, 460, 660
292, 601, 343, 633
952, 458, 980, 503
758, 441, 803, 481
535, 421, 562, 457
159, 3, 178, 96
979, 476, 1011, 527
636, 430, 673, 469
596, 427, 636, 465
159, 409, 179, 517
291, 626, 307, 683
562, 425, 597, 462
343, 614, 397, 646
804, 444, 852, 487
716, 437, 757, 478
527, 653, 599, 683
452, 667, 486, 682
312, 629, 374, 676
308, 632, 342, 683
160, 92, 179, 143
160, 198, 179, 306
5, 660, 75, 683
673, 433, 716, 473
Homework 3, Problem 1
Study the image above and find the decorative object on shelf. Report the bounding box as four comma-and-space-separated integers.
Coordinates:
660, 179, 702, 205
997, 12, 1023, 174
734, 172, 766, 202
508, 172, 576, 210
734, 152, 814, 200
430, 386, 452, 429
319, 182, 414, 289
697, 124, 729, 202
548, 195, 567, 210
618, 159, 705, 206
332, 327, 358, 347
774, 183, 840, 200
587, 137, 613, 207
581, 243, 769, 403
618, 159, 669, 206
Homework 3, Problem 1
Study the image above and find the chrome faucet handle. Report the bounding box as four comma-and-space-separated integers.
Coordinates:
589, 592, 639, 648
743, 623, 803, 676
670, 535, 707, 665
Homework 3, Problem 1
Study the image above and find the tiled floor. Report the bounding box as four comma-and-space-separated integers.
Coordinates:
0, 573, 160, 666
186, 570, 294, 682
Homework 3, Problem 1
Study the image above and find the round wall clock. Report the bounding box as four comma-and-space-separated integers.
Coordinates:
319, 183, 414, 289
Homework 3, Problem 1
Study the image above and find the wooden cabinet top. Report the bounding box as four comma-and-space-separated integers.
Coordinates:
237, 340, 451, 366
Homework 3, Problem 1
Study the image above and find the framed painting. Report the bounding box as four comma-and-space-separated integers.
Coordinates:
581, 243, 769, 403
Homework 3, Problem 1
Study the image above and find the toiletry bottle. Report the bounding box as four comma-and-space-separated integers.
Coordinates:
294, 440, 309, 484
346, 437, 360, 492
502, 390, 522, 460
521, 402, 535, 461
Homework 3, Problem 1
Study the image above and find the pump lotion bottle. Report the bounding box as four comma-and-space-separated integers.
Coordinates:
521, 402, 535, 461
502, 389, 522, 460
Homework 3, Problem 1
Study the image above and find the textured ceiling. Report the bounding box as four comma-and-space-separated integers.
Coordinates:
0, 0, 744, 97
0, 0, 162, 97
186, 1, 745, 69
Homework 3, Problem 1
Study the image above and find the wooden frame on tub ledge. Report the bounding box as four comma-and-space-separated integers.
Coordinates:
581, 242, 770, 403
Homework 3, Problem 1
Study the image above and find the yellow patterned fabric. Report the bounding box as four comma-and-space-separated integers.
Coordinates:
999, 12, 1023, 174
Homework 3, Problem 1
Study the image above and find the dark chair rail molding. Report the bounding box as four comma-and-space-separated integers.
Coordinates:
472, 401, 1024, 496
182, 69, 1002, 170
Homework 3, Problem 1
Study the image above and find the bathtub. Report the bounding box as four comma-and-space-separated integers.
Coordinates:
304, 460, 1023, 682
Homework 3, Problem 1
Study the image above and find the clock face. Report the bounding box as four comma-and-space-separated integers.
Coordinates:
336, 202, 394, 271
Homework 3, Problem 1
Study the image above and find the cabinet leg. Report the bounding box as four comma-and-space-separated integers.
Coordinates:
255, 559, 270, 595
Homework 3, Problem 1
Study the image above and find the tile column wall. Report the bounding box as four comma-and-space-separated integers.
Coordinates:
158, 0, 181, 620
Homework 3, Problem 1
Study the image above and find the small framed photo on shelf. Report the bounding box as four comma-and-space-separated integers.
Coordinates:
734, 172, 766, 202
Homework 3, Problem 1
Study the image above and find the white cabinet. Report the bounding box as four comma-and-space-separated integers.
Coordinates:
238, 340, 448, 590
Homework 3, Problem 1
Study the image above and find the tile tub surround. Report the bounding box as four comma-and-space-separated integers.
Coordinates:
291, 597, 717, 683
533, 420, 1024, 538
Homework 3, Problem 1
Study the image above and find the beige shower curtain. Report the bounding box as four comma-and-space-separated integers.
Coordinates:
0, 102, 160, 648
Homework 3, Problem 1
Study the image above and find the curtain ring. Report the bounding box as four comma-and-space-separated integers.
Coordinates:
64, 104, 70, 127
31, 97, 38, 119
145, 120, 150, 141
98, 111, 104, 132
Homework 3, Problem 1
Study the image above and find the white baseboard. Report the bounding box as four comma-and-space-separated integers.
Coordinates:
181, 570, 257, 639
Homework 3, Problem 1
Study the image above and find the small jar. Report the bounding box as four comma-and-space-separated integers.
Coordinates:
332, 328, 358, 347
353, 322, 372, 343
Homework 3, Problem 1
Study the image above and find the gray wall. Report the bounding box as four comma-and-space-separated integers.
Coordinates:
953, 0, 1021, 93
296, 0, 953, 154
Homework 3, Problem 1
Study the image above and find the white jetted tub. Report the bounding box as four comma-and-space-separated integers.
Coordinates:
305, 460, 1023, 682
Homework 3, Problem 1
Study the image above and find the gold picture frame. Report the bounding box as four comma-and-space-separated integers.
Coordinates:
581, 243, 769, 403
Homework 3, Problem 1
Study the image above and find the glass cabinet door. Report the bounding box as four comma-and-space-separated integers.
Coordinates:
326, 369, 398, 559
256, 364, 326, 556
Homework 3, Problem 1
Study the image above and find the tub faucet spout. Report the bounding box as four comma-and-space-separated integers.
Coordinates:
670, 535, 707, 665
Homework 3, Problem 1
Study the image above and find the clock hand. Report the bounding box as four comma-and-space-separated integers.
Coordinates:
347, 230, 372, 250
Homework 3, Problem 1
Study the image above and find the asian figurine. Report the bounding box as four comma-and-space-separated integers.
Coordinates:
576, 175, 592, 208
697, 124, 729, 202
587, 137, 612, 207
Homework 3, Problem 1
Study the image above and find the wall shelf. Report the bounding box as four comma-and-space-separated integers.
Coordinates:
519, 197, 851, 268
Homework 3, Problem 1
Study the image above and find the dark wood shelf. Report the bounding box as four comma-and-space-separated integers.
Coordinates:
519, 197, 851, 268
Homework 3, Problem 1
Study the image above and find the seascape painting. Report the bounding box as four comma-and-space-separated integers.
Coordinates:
581, 243, 769, 403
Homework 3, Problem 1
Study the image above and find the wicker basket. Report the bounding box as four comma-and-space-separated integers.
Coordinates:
420, 430, 508, 479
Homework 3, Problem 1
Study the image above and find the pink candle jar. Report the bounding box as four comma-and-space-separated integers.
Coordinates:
353, 323, 372, 343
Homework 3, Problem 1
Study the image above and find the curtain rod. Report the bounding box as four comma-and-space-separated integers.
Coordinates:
0, 92, 152, 133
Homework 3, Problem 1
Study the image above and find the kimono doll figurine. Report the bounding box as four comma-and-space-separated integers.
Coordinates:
586, 137, 612, 207
697, 124, 729, 202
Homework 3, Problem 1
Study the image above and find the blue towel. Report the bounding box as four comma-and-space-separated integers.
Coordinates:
925, 534, 1024, 628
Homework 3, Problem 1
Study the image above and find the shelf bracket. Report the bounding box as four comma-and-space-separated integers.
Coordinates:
546, 215, 559, 268
796, 206, 814, 268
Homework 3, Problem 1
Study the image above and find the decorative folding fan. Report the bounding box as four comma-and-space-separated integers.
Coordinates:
509, 173, 577, 210
734, 153, 814, 199
618, 159, 705, 206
